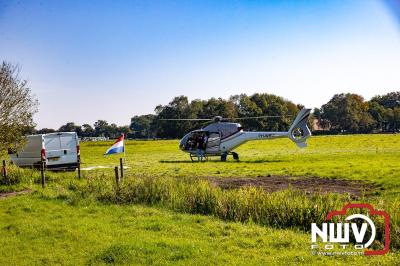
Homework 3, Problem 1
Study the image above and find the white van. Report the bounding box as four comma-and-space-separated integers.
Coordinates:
9, 132, 80, 170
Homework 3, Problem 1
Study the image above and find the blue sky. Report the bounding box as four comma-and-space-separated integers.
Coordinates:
0, 0, 399, 128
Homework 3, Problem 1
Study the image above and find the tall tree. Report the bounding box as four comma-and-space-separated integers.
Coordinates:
130, 114, 155, 138
94, 120, 109, 137
313, 107, 330, 130
368, 101, 386, 131
370, 92, 400, 131
118, 125, 132, 138
81, 124, 94, 137
155, 96, 192, 138
233, 94, 262, 131
0, 62, 38, 153
319, 93, 375, 133
58, 122, 81, 133
36, 128, 56, 134
236, 93, 299, 131
370, 92, 400, 109
199, 97, 238, 119
108, 123, 119, 138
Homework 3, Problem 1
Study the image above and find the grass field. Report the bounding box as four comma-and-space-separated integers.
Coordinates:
81, 134, 400, 194
0, 134, 399, 265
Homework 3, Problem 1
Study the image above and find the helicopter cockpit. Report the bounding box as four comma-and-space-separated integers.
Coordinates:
179, 130, 213, 152
179, 122, 243, 154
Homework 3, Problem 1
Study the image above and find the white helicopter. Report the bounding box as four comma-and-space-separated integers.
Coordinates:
162, 108, 312, 161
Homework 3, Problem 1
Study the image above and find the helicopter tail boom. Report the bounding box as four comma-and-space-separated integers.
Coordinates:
221, 108, 311, 151
287, 108, 312, 148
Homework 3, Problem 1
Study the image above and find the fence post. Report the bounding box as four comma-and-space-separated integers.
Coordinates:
114, 166, 119, 186
41, 159, 45, 188
119, 158, 124, 179
2, 160, 8, 184
77, 155, 81, 179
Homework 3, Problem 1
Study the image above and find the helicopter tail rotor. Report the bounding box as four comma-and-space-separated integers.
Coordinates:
288, 108, 312, 148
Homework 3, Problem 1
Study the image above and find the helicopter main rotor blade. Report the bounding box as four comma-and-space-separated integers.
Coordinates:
159, 118, 212, 121
230, 115, 293, 120
159, 114, 293, 122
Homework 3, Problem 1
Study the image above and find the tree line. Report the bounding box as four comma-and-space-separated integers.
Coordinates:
36, 91, 400, 139
314, 92, 400, 134
36, 121, 131, 139
1, 60, 399, 155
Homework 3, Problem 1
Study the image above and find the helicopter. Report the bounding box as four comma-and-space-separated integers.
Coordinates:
162, 108, 312, 161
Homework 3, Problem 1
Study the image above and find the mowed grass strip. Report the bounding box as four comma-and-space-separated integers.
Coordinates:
0, 195, 399, 265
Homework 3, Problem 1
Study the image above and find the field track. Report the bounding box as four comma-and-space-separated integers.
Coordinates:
0, 189, 31, 199
208, 176, 374, 198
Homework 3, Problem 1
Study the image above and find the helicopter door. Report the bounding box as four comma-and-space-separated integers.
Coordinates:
183, 132, 200, 152
205, 132, 221, 153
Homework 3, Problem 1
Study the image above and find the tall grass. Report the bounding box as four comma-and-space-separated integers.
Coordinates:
0, 164, 39, 192
58, 173, 396, 251
77, 174, 344, 230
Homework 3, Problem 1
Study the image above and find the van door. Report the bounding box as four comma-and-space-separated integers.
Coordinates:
10, 135, 44, 167
44, 133, 78, 169
59, 133, 77, 165
45, 134, 62, 164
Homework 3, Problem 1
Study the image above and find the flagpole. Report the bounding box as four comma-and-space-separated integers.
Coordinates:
123, 133, 126, 165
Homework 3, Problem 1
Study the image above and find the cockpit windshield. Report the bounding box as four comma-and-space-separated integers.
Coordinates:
180, 131, 207, 152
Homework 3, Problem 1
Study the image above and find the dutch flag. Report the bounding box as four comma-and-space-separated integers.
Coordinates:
105, 134, 125, 155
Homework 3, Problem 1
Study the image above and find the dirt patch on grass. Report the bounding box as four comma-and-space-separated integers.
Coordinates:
208, 176, 375, 198
0, 189, 31, 199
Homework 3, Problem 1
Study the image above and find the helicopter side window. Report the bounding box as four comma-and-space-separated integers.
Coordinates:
206, 132, 220, 149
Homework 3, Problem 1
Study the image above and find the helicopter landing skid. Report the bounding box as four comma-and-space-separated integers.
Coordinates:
189, 152, 239, 162
231, 152, 239, 160
190, 153, 209, 162
221, 152, 239, 162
